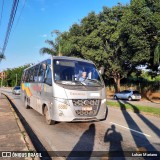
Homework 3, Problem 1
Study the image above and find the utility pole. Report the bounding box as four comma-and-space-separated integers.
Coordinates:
0, 78, 2, 96
1, 78, 3, 88
15, 73, 17, 86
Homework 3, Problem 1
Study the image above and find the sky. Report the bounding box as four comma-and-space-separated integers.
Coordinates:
0, 0, 130, 71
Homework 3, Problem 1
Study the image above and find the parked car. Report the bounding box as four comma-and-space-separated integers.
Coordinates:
12, 86, 21, 95
113, 90, 141, 101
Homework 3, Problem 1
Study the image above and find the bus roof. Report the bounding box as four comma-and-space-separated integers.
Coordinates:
23, 56, 94, 71
52, 56, 94, 64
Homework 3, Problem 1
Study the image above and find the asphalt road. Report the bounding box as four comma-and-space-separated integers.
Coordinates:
1, 89, 160, 160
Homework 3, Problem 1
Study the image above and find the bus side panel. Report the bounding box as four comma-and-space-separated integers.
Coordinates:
21, 83, 39, 111
36, 83, 53, 114
29, 83, 39, 111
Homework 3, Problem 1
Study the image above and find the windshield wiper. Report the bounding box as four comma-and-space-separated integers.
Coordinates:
85, 79, 102, 86
74, 80, 86, 86
56, 80, 84, 86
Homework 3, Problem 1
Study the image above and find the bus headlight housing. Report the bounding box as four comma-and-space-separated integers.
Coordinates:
54, 98, 70, 106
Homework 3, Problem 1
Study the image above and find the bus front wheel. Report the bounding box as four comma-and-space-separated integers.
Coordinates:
44, 107, 55, 125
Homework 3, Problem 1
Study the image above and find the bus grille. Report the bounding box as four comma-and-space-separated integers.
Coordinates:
72, 99, 101, 116
75, 110, 97, 116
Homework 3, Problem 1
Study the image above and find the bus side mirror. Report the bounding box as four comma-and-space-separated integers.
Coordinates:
42, 63, 47, 70
99, 66, 104, 75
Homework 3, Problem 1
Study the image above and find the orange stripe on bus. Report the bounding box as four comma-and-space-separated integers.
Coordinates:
21, 83, 32, 97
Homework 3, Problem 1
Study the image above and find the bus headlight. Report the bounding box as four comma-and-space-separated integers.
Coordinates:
54, 98, 70, 106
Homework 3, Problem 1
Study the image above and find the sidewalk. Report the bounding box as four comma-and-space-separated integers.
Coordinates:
0, 94, 31, 160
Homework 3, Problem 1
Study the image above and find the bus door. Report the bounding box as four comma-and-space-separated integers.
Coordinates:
36, 60, 53, 113
36, 62, 46, 112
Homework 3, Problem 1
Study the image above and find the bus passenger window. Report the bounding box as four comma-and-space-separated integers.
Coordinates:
29, 68, 34, 82
25, 70, 29, 82
38, 64, 45, 82
45, 67, 52, 85
33, 65, 40, 82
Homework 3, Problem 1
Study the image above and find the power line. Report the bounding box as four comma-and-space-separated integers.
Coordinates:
0, 0, 4, 27
0, 0, 4, 46
12, 0, 27, 34
0, 0, 19, 61
2, 0, 19, 53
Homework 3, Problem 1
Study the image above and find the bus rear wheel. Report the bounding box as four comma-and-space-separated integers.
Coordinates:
44, 107, 55, 125
25, 97, 30, 109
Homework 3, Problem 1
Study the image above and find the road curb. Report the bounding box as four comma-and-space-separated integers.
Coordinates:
1, 93, 65, 160
2, 93, 40, 160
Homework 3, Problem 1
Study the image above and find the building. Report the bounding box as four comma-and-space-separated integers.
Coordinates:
0, 71, 6, 79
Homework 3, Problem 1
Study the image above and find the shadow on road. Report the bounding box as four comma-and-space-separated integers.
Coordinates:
67, 123, 95, 160
122, 100, 160, 139
117, 100, 158, 153
104, 124, 125, 160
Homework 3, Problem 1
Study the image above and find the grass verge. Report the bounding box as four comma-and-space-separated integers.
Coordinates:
107, 101, 160, 117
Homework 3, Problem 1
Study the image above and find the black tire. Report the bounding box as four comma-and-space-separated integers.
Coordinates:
128, 96, 132, 101
25, 98, 30, 109
44, 107, 55, 125
114, 95, 118, 100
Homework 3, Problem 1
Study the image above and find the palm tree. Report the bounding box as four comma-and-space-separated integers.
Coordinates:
51, 30, 62, 56
40, 40, 58, 56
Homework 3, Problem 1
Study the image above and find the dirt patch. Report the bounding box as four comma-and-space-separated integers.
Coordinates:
106, 90, 115, 99
147, 92, 160, 103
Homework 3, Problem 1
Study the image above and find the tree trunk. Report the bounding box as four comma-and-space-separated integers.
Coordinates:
117, 77, 121, 92
113, 73, 121, 92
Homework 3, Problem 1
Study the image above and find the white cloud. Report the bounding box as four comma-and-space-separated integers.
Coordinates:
40, 34, 47, 38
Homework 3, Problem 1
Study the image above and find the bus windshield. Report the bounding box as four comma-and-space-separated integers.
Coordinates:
53, 59, 103, 86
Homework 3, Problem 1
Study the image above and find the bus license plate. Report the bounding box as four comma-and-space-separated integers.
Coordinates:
82, 106, 92, 111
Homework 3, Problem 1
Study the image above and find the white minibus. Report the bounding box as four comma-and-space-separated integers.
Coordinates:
21, 56, 108, 124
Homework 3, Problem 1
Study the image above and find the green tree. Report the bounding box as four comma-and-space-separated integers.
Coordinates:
3, 64, 30, 87
97, 5, 129, 92
154, 42, 160, 66
60, 24, 84, 58
121, 0, 160, 72
61, 6, 128, 91
56, 1, 160, 91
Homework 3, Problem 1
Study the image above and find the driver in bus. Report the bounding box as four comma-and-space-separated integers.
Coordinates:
79, 71, 87, 81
